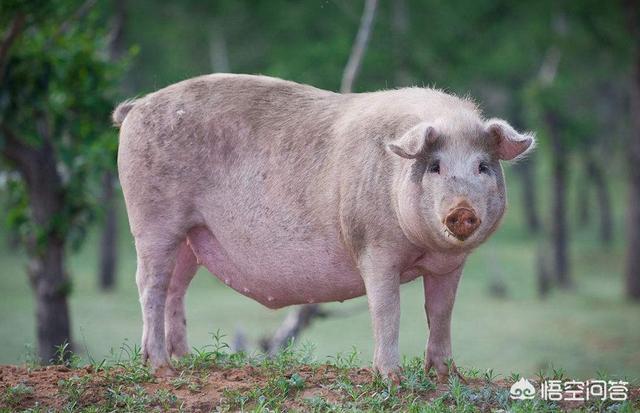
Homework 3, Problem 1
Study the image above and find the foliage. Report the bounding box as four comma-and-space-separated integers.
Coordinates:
0, 0, 126, 251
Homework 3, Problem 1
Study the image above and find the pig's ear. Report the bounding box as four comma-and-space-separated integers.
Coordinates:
387, 124, 438, 159
485, 118, 535, 161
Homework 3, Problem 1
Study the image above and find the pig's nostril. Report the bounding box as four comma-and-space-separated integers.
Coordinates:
445, 207, 481, 241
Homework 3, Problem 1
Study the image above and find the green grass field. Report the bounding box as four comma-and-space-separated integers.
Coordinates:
1, 173, 639, 380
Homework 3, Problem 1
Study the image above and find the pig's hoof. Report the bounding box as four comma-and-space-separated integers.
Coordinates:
425, 359, 466, 384
152, 364, 177, 378
387, 370, 403, 386
375, 366, 403, 386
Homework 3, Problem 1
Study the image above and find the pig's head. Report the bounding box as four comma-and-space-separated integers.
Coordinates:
388, 116, 534, 252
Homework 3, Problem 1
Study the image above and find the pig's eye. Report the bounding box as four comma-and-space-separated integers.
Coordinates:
428, 160, 440, 174
478, 162, 490, 174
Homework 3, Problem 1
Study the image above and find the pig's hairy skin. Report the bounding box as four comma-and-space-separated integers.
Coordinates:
115, 74, 534, 380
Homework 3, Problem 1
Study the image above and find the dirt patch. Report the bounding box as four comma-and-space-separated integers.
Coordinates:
0, 364, 638, 412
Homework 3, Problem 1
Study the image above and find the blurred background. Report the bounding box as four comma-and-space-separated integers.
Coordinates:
1, 0, 639, 379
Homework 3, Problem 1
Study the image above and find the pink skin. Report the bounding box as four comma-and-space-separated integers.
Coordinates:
164, 228, 465, 382
115, 74, 534, 380
424, 266, 464, 381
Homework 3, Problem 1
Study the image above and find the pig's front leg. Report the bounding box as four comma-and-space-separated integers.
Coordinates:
360, 253, 401, 382
423, 266, 463, 382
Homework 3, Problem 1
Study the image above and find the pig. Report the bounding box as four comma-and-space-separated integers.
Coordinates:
113, 74, 534, 381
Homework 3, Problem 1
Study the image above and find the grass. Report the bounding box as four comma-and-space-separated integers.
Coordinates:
0, 338, 637, 412
0, 171, 639, 382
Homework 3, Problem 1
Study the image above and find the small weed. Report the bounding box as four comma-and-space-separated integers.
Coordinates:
357, 377, 402, 411
170, 371, 206, 393
53, 342, 82, 368
402, 357, 436, 393
20, 344, 40, 370
551, 366, 566, 380
483, 367, 500, 383
268, 341, 300, 372
462, 366, 481, 379
509, 371, 522, 382
222, 387, 252, 410
109, 341, 144, 365
304, 395, 337, 412
170, 371, 191, 390
535, 368, 548, 383
105, 384, 152, 412
447, 375, 468, 406
58, 375, 91, 406
221, 371, 307, 410
152, 388, 178, 410
328, 346, 361, 370
107, 343, 153, 385
178, 329, 235, 371
1, 383, 33, 407
112, 361, 153, 384
179, 346, 216, 370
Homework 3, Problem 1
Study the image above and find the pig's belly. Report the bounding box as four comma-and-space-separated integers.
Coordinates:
186, 226, 366, 309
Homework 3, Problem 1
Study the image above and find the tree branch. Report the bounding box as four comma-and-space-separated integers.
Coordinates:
537, 46, 562, 87
264, 305, 327, 355
0, 124, 35, 172
0, 14, 26, 83
340, 0, 378, 93
53, 0, 99, 39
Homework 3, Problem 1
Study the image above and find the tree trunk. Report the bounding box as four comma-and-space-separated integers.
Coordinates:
536, 240, 551, 298
28, 141, 72, 363
391, 0, 412, 87
577, 164, 591, 227
97, 0, 127, 291
29, 238, 72, 362
99, 171, 117, 290
625, 0, 640, 300
545, 112, 572, 289
586, 158, 613, 246
2, 127, 73, 362
515, 158, 540, 233
626, 168, 640, 300
340, 0, 378, 93
209, 19, 230, 73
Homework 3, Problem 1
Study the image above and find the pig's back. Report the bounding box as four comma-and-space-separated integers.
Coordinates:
118, 74, 374, 307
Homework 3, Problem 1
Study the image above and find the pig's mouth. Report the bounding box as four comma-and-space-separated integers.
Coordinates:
443, 227, 466, 243
441, 225, 479, 246
443, 227, 457, 239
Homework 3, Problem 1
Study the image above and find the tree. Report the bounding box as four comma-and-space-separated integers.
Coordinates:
98, 0, 128, 291
0, 0, 123, 361
585, 155, 613, 246
524, 37, 575, 289
625, 0, 640, 300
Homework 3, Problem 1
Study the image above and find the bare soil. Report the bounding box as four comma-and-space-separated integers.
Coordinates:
0, 364, 638, 412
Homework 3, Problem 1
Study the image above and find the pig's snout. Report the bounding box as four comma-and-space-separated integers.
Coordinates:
444, 205, 481, 241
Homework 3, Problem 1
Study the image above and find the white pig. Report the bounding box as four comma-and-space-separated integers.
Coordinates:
113, 74, 534, 381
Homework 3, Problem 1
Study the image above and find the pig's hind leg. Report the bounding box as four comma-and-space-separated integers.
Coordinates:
164, 240, 198, 359
134, 232, 182, 377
